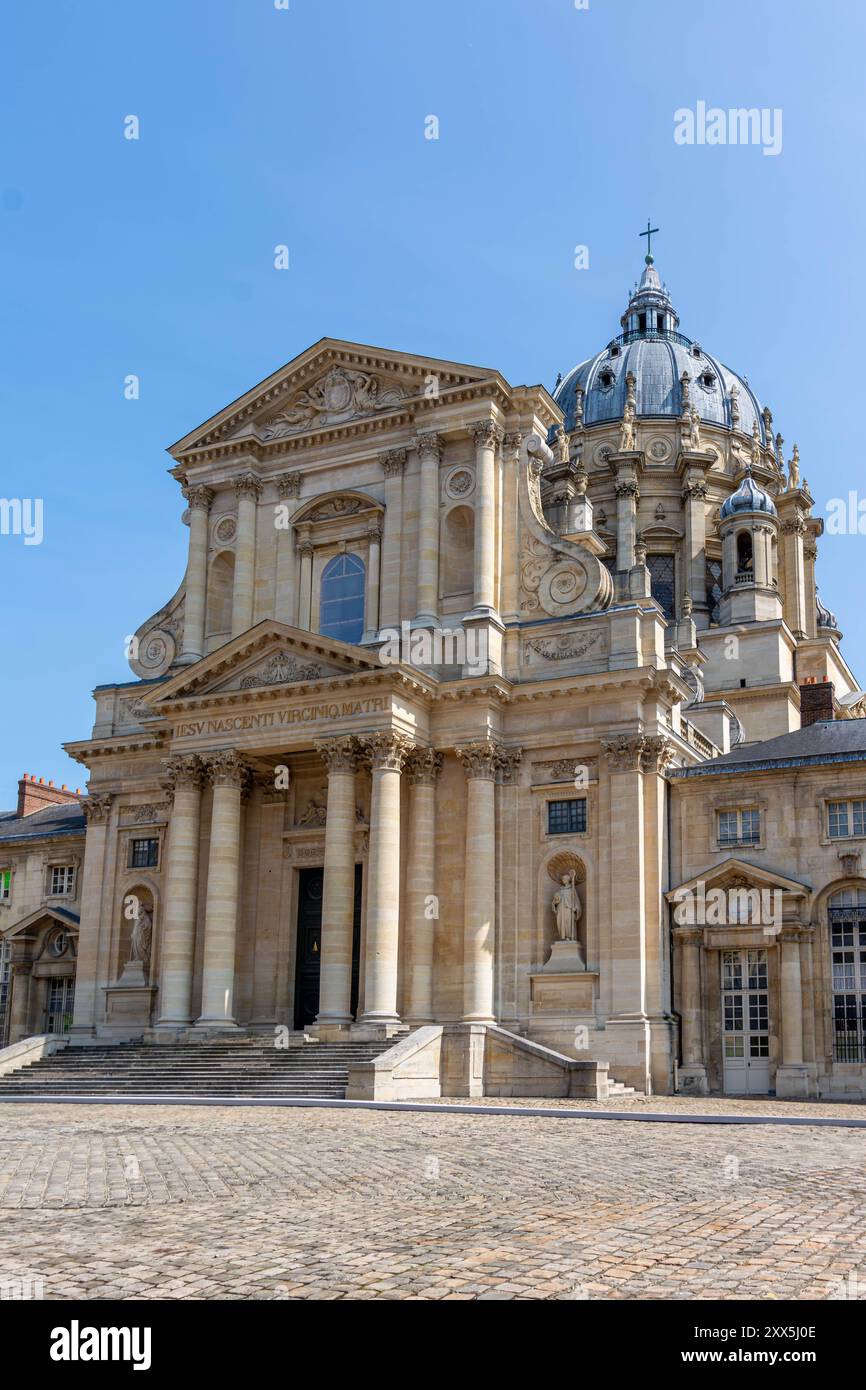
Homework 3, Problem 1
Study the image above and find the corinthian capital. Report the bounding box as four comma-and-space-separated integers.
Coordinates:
601, 734, 648, 773
275, 471, 302, 499
234, 472, 263, 502
204, 749, 250, 790
415, 431, 444, 460
614, 480, 640, 501
183, 485, 215, 512
503, 430, 523, 454
315, 736, 361, 775
82, 792, 113, 824
380, 449, 407, 478
471, 420, 504, 451
161, 754, 206, 792
639, 735, 677, 775
456, 740, 502, 781
404, 748, 444, 786
360, 731, 414, 772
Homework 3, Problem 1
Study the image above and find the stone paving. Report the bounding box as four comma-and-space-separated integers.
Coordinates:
1, 1101, 865, 1300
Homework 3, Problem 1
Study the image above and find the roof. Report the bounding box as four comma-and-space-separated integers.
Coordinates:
670, 719, 866, 779
0, 801, 87, 844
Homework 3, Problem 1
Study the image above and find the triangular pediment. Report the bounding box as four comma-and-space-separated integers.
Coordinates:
143, 622, 386, 705
169, 338, 503, 455
666, 857, 810, 902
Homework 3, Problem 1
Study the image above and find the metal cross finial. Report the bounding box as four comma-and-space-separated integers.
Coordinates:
640, 219, 659, 264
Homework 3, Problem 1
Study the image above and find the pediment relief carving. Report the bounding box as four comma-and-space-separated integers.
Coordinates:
259, 366, 408, 440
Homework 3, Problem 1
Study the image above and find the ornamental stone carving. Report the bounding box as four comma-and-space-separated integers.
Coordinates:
183, 485, 214, 512
161, 754, 206, 792
639, 735, 677, 775
455, 741, 502, 781
503, 430, 523, 453
213, 516, 237, 544
315, 736, 361, 775
275, 472, 302, 499
307, 497, 368, 521
444, 467, 475, 500
524, 629, 605, 663
404, 748, 444, 786
262, 366, 406, 439
380, 448, 407, 478
415, 431, 444, 460
471, 420, 504, 451
297, 795, 328, 827
239, 652, 323, 688
82, 792, 113, 823
601, 734, 647, 773
614, 480, 640, 501
234, 473, 262, 502
495, 748, 523, 785
361, 731, 414, 772
204, 749, 249, 790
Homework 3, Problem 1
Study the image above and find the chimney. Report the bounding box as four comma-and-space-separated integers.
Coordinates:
16, 773, 82, 818
800, 678, 835, 728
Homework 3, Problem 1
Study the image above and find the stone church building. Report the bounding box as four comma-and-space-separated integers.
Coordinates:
3, 248, 866, 1101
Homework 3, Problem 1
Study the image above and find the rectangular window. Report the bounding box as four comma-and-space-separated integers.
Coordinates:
50, 866, 75, 896
718, 808, 760, 846
0, 869, 10, 901
129, 838, 159, 869
547, 799, 587, 836
647, 554, 676, 620
828, 800, 866, 839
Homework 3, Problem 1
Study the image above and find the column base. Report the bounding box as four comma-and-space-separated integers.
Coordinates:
775, 1063, 817, 1099
192, 1017, 239, 1033
351, 1018, 405, 1041
676, 1062, 710, 1096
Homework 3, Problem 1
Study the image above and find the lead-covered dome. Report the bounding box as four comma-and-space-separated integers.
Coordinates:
719, 468, 777, 519
554, 259, 768, 442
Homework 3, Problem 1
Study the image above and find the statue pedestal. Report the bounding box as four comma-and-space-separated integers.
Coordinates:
102, 966, 157, 1040
541, 940, 586, 973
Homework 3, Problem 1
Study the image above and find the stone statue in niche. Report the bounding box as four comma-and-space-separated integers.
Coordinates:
552, 872, 581, 942
129, 906, 153, 964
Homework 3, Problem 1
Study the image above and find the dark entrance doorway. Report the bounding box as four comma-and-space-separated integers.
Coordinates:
293, 865, 362, 1029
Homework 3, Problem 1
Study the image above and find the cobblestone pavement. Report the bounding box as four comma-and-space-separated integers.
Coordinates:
1, 1103, 865, 1300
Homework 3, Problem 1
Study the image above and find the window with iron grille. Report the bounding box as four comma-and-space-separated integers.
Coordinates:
718, 808, 760, 847
547, 799, 587, 835
129, 838, 159, 869
829, 889, 866, 1063
50, 865, 75, 896
647, 554, 675, 620
828, 800, 866, 839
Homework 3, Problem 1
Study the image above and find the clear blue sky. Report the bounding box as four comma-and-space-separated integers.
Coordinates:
3, 0, 864, 801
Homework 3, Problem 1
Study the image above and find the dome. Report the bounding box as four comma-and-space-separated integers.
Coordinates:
554, 259, 768, 442
719, 468, 777, 520
816, 587, 839, 632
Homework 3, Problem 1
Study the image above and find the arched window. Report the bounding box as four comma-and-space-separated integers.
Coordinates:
647, 554, 675, 620
207, 551, 235, 636
736, 531, 753, 574
319, 553, 365, 644
829, 887, 866, 1062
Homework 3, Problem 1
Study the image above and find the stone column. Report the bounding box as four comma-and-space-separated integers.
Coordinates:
470, 422, 502, 615
803, 535, 819, 640
780, 515, 808, 638
231, 472, 262, 638
250, 775, 288, 1027
500, 431, 522, 624
675, 927, 708, 1095
297, 531, 314, 630
358, 732, 411, 1029
274, 472, 301, 626
414, 431, 443, 626
363, 522, 382, 642
379, 450, 406, 629
456, 741, 501, 1023
180, 485, 213, 662
404, 749, 443, 1024
780, 932, 804, 1066
614, 476, 640, 574
154, 755, 205, 1031
196, 750, 248, 1028
69, 792, 114, 1040
315, 737, 360, 1033
601, 735, 647, 1018
8, 966, 32, 1043
681, 478, 709, 626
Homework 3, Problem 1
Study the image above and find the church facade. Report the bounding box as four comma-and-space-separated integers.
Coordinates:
3, 250, 866, 1100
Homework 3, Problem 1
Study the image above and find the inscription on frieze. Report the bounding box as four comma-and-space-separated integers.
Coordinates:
175, 695, 389, 740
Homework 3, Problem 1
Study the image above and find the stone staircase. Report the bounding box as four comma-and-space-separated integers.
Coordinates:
0, 1038, 396, 1100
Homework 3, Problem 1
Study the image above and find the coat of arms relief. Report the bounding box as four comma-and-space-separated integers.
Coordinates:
260, 366, 407, 439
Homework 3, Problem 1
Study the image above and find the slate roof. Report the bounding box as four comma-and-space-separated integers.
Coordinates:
0, 801, 87, 843
670, 719, 866, 779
